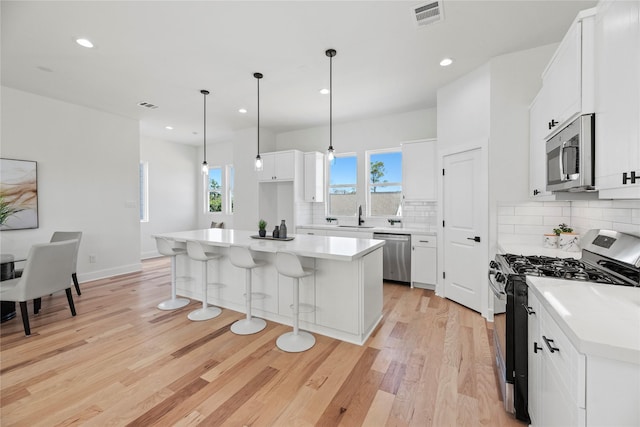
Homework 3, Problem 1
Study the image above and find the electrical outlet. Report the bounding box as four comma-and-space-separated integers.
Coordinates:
89, 254, 96, 264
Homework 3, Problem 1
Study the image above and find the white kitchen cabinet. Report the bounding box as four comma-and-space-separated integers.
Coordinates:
528, 291, 586, 427
541, 9, 595, 137
410, 234, 436, 288
529, 91, 555, 199
594, 0, 640, 199
402, 139, 436, 201
304, 152, 325, 202
257, 151, 295, 181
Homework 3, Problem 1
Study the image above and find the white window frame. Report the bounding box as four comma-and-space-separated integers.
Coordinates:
365, 147, 402, 217
327, 152, 358, 217
139, 161, 149, 222
205, 164, 234, 214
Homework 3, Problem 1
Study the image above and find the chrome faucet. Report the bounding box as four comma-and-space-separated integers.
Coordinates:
358, 205, 364, 226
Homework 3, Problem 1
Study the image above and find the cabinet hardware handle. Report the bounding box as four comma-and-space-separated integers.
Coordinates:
622, 171, 637, 185
542, 336, 560, 353
419, 240, 430, 243
534, 342, 543, 353
523, 304, 535, 315
467, 236, 481, 242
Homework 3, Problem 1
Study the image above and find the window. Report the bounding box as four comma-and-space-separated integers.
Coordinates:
367, 149, 402, 216
208, 167, 223, 212
139, 161, 148, 222
328, 154, 357, 216
206, 165, 234, 214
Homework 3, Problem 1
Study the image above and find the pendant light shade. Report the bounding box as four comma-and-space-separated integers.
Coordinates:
326, 49, 337, 162
200, 89, 209, 175
254, 72, 263, 171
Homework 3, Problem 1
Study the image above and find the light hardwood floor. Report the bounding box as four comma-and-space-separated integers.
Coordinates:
0, 257, 525, 426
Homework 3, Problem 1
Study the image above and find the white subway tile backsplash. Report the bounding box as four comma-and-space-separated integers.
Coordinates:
497, 199, 640, 244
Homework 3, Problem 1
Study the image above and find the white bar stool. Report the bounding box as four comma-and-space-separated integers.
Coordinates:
228, 245, 267, 335
186, 241, 223, 321
155, 237, 190, 310
275, 251, 316, 352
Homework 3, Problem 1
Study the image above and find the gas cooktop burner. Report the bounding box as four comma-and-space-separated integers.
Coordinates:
502, 254, 625, 285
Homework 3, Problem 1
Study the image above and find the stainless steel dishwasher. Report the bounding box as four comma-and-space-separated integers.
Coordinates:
373, 232, 411, 283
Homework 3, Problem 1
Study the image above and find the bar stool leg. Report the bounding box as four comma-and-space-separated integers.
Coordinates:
230, 268, 266, 335
276, 277, 315, 352
157, 255, 190, 310
188, 259, 221, 321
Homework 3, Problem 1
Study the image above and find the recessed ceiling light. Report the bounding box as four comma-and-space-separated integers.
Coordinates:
238, 108, 247, 114
165, 126, 174, 130
440, 57, 453, 67
75, 38, 94, 48
36, 65, 53, 73
319, 88, 330, 95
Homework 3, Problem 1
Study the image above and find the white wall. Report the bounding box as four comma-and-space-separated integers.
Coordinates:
140, 136, 199, 258
0, 86, 141, 281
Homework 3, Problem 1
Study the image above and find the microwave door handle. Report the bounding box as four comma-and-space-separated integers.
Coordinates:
559, 141, 568, 181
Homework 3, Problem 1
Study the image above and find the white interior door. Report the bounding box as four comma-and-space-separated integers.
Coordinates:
443, 148, 485, 313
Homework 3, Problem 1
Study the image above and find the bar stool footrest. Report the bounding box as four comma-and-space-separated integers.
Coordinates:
289, 303, 316, 314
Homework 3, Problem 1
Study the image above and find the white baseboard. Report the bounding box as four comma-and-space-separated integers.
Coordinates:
77, 263, 142, 283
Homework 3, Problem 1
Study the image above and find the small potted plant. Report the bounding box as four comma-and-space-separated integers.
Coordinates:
258, 219, 267, 238
554, 223, 580, 252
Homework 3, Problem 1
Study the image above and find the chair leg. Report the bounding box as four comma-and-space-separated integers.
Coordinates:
19, 301, 31, 336
34, 297, 42, 314
65, 288, 77, 316
72, 273, 81, 295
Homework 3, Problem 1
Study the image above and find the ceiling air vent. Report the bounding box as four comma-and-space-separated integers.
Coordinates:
412, 1, 443, 27
137, 101, 158, 110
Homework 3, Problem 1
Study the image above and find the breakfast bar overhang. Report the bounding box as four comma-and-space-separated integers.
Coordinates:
153, 229, 385, 345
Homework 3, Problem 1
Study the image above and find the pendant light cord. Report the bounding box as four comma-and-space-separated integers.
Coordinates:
203, 92, 207, 162
329, 52, 332, 149
257, 76, 260, 154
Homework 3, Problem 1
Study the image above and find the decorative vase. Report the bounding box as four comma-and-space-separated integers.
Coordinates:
559, 232, 580, 252
272, 226, 279, 239
279, 220, 287, 239
543, 234, 559, 249
259, 229, 266, 238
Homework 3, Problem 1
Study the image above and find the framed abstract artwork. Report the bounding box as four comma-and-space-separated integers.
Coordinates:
0, 158, 38, 230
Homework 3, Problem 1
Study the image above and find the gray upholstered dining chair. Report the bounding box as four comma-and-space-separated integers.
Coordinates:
0, 240, 78, 336
50, 231, 83, 295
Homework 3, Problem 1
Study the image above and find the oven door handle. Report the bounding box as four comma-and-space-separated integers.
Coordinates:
488, 269, 506, 299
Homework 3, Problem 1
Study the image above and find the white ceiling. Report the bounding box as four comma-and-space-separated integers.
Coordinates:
1, 0, 597, 146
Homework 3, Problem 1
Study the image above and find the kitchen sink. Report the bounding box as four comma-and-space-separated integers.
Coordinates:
337, 225, 374, 229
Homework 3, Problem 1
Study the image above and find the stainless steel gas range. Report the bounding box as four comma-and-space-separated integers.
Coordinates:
488, 229, 640, 422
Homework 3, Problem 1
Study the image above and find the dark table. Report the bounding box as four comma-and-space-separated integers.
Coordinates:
1, 254, 20, 322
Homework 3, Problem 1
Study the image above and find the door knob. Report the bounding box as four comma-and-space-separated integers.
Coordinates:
467, 236, 481, 243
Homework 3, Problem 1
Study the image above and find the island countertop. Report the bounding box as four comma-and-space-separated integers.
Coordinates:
153, 228, 385, 261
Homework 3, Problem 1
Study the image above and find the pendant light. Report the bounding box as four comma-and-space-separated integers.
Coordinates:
254, 72, 264, 171
326, 48, 337, 162
200, 89, 209, 174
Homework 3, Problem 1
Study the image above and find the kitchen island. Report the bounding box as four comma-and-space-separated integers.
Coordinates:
153, 229, 384, 345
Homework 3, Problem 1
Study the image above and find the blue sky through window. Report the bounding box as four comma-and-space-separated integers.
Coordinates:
370, 152, 401, 182
329, 156, 357, 185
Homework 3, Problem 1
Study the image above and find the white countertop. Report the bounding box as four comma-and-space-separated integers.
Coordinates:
297, 224, 436, 235
527, 276, 640, 364
153, 228, 384, 261
498, 242, 581, 259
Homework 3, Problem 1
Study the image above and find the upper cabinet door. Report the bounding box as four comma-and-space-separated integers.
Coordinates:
529, 91, 555, 199
595, 0, 640, 199
257, 151, 295, 181
402, 139, 436, 201
543, 20, 583, 134
304, 152, 325, 202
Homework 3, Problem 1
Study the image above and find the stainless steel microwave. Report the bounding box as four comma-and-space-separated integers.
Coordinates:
546, 114, 596, 192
